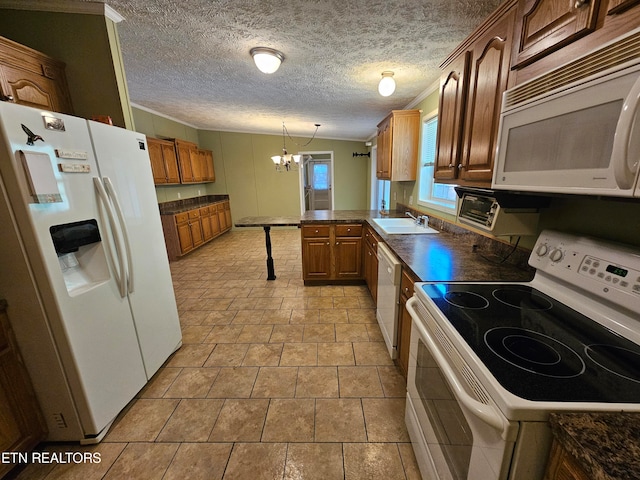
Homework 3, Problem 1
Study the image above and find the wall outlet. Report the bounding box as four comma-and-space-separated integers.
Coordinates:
409, 195, 413, 205
197, 189, 201, 196
177, 192, 181, 199
393, 192, 397, 201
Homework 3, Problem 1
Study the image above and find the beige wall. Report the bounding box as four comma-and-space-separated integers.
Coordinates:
133, 107, 368, 218
0, 9, 133, 128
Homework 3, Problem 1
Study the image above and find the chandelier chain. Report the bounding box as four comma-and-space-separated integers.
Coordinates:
282, 122, 321, 148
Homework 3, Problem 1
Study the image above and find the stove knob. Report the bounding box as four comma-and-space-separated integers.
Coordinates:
535, 244, 549, 257
549, 248, 564, 262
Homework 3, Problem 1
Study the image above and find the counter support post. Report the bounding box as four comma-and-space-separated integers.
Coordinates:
264, 226, 276, 280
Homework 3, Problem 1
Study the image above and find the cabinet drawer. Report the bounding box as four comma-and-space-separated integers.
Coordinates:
335, 224, 362, 237
199, 206, 210, 215
302, 225, 330, 238
174, 212, 189, 224
364, 226, 380, 251
188, 209, 200, 220
401, 269, 416, 298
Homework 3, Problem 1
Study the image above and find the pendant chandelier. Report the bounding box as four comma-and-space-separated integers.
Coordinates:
272, 122, 321, 171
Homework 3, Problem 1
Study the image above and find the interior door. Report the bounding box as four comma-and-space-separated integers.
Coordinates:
307, 159, 332, 210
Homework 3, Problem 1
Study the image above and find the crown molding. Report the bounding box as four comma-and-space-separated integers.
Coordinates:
0, 0, 124, 23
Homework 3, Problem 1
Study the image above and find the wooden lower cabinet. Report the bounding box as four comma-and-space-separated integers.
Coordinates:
397, 269, 418, 378
363, 225, 381, 303
302, 223, 363, 284
0, 301, 47, 478
161, 200, 231, 261
543, 440, 590, 480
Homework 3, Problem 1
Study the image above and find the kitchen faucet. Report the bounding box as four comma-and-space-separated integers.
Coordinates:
405, 211, 429, 226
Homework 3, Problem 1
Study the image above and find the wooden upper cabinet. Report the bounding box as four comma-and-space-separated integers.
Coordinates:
147, 137, 180, 184
461, 8, 516, 183
376, 110, 420, 181
0, 35, 73, 114
436, 1, 516, 186
174, 139, 197, 183
172, 139, 214, 184
435, 52, 470, 180
376, 116, 392, 179
513, 0, 601, 69
608, 0, 640, 14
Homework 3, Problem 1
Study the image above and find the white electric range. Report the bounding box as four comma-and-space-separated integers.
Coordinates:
405, 229, 640, 480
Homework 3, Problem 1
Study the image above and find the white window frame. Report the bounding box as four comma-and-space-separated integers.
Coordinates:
417, 109, 457, 214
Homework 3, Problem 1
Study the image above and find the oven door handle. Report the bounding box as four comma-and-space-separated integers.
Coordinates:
406, 297, 507, 434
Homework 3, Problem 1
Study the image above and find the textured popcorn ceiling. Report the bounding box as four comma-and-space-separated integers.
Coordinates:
91, 0, 502, 140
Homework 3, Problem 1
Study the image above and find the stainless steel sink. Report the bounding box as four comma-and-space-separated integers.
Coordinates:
372, 218, 439, 235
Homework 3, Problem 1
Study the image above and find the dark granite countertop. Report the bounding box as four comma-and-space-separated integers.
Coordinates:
235, 216, 301, 228
549, 413, 640, 480
297, 210, 534, 282
159, 195, 230, 215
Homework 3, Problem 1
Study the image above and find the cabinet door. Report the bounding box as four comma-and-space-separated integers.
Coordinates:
201, 149, 215, 182
397, 270, 416, 378
390, 111, 420, 181
200, 208, 213, 241
217, 203, 227, 231
334, 238, 362, 279
147, 138, 168, 184
460, 8, 515, 183
224, 202, 232, 229
175, 140, 195, 183
302, 239, 332, 280
376, 117, 392, 179
176, 220, 194, 254
0, 307, 46, 478
209, 205, 221, 237
514, 0, 601, 68
191, 148, 204, 183
0, 64, 63, 112
161, 142, 180, 184
435, 52, 470, 180
608, 0, 640, 13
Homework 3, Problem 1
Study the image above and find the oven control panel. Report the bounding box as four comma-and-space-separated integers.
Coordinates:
530, 230, 640, 311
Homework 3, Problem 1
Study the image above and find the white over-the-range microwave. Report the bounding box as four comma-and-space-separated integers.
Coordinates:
493, 27, 640, 198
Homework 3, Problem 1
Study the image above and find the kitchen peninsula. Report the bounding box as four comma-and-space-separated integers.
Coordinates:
236, 209, 534, 287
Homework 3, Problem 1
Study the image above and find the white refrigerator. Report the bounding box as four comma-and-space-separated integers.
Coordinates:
0, 102, 182, 443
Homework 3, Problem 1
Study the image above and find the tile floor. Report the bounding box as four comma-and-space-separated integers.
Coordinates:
11, 229, 421, 480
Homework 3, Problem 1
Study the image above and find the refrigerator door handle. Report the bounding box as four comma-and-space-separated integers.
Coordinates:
103, 177, 134, 294
93, 177, 127, 298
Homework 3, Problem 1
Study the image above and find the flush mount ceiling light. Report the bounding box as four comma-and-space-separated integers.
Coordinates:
378, 71, 396, 97
250, 47, 284, 74
271, 122, 321, 172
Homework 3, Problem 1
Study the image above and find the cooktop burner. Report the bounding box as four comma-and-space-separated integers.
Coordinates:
421, 283, 640, 403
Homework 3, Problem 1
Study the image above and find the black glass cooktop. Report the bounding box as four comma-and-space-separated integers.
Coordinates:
421, 283, 640, 403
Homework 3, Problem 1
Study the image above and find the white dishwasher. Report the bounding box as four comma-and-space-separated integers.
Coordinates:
375, 242, 402, 359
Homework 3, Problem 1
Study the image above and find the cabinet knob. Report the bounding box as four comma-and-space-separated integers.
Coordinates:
574, 0, 588, 7
404, 287, 409, 293
372, 243, 376, 247
457, 164, 464, 170
315, 229, 319, 233
0, 94, 14, 102
336, 242, 340, 245
448, 163, 454, 168
326, 242, 330, 245
347, 228, 351, 232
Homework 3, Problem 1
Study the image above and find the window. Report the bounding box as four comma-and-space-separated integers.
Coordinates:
377, 179, 390, 211
417, 111, 457, 213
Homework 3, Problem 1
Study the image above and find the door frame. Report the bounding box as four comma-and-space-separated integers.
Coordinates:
298, 151, 334, 213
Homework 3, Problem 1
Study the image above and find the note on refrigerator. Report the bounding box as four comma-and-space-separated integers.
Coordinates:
19, 150, 62, 203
